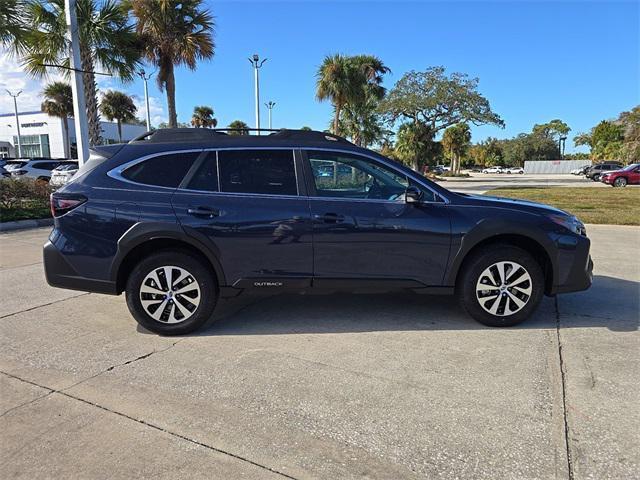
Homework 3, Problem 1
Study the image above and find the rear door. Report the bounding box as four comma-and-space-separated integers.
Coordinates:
172, 149, 313, 288
302, 149, 451, 287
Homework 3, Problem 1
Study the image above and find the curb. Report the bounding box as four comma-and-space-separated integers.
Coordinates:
0, 218, 53, 233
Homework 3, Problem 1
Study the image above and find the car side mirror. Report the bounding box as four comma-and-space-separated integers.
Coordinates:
405, 186, 423, 204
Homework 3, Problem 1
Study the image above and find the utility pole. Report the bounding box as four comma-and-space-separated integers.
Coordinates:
138, 69, 153, 131
6, 90, 22, 157
265, 101, 275, 129
248, 54, 267, 134
65, 0, 90, 164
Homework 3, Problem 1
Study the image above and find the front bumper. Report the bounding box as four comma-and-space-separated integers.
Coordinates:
551, 232, 593, 294
43, 240, 118, 294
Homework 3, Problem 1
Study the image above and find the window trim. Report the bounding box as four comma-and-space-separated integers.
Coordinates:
300, 148, 449, 205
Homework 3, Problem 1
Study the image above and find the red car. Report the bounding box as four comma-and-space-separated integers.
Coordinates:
601, 163, 640, 187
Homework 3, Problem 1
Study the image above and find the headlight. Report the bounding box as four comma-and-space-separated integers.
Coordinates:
548, 214, 586, 235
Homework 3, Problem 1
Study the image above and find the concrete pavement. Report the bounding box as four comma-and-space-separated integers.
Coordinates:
0, 225, 638, 479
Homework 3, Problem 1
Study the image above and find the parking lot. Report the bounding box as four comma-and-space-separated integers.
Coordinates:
1, 218, 638, 479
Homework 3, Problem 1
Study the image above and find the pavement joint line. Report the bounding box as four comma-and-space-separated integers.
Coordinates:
0, 292, 90, 320
0, 369, 299, 480
554, 295, 574, 480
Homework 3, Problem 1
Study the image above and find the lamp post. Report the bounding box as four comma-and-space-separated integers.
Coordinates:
559, 135, 567, 160
65, 0, 90, 164
248, 54, 267, 134
265, 101, 276, 129
6, 90, 22, 157
138, 69, 153, 131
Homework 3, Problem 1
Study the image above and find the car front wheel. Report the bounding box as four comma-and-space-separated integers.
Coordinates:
458, 246, 544, 327
125, 250, 218, 335
613, 177, 627, 187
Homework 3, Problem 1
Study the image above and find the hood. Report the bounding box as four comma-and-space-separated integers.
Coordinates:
456, 192, 570, 216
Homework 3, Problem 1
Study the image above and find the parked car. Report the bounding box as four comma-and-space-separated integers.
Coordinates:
50, 161, 79, 187
571, 165, 591, 175
504, 167, 524, 174
601, 163, 640, 187
0, 166, 10, 178
585, 162, 623, 181
44, 128, 592, 335
9, 158, 69, 182
482, 166, 503, 174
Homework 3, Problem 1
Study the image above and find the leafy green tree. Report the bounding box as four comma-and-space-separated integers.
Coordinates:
99, 90, 137, 142
130, 0, 215, 128
23, 0, 140, 145
158, 121, 190, 129
191, 106, 217, 128
379, 66, 504, 133
395, 122, 441, 171
442, 124, 471, 173
299, 126, 313, 131
532, 119, 571, 141
1, 0, 28, 49
41, 82, 73, 157
591, 121, 625, 160
468, 137, 503, 167
501, 133, 557, 165
227, 120, 249, 135
617, 106, 640, 163
316, 54, 390, 135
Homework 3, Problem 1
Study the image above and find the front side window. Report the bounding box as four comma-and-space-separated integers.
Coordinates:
218, 149, 297, 196
122, 152, 200, 188
307, 150, 409, 201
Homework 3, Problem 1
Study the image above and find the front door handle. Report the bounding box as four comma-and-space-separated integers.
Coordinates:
187, 206, 219, 218
314, 213, 345, 223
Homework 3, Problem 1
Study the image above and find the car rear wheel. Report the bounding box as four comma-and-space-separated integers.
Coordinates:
125, 250, 218, 335
614, 177, 627, 187
458, 246, 544, 327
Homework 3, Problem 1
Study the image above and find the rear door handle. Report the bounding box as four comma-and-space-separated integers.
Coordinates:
314, 213, 345, 223
187, 206, 219, 218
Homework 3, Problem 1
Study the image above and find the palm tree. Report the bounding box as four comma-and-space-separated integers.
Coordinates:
442, 123, 472, 174
227, 120, 249, 135
191, 106, 217, 128
41, 82, 73, 157
1, 0, 28, 49
99, 90, 137, 142
130, 0, 215, 128
316, 54, 390, 135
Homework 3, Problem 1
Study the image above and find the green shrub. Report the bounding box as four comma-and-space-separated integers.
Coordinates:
0, 178, 52, 221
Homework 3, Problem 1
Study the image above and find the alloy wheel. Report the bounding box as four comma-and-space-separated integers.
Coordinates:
614, 177, 627, 187
475, 261, 532, 316
139, 266, 201, 323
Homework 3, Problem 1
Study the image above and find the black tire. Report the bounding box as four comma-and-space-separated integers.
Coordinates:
592, 175, 600, 181
125, 250, 218, 335
614, 177, 627, 187
458, 245, 544, 327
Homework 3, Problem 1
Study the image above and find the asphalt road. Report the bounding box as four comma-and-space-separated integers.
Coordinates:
1, 225, 638, 479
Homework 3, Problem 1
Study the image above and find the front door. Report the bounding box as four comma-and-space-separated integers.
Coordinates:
303, 150, 451, 287
172, 149, 313, 288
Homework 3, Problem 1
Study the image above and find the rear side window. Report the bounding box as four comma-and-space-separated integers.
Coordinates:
185, 151, 218, 191
218, 149, 297, 196
122, 152, 200, 188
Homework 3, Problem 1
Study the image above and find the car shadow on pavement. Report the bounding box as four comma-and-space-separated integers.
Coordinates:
159, 275, 637, 337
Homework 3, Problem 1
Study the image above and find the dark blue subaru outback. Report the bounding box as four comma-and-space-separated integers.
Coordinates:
44, 129, 592, 335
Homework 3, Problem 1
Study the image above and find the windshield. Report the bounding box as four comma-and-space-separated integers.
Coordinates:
4, 162, 26, 170
621, 163, 639, 171
54, 164, 78, 172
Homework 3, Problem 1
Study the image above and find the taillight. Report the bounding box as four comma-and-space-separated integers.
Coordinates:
50, 193, 87, 217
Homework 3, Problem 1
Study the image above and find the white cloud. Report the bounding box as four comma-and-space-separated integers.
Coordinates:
132, 94, 167, 127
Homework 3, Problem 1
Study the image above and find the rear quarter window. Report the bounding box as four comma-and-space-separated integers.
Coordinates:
122, 152, 200, 188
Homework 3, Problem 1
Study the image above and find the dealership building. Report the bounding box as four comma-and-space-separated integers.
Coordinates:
0, 111, 146, 159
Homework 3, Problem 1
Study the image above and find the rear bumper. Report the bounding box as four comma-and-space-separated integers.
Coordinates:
43, 240, 118, 295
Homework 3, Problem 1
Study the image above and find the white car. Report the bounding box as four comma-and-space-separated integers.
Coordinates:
504, 167, 524, 174
50, 162, 79, 187
9, 158, 68, 182
482, 166, 503, 174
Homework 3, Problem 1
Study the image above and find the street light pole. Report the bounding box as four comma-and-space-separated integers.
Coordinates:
6, 90, 22, 157
138, 69, 153, 131
65, 0, 90, 164
559, 135, 567, 160
265, 101, 275, 129
248, 54, 267, 134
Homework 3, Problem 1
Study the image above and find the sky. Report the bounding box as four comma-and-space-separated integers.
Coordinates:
1, 0, 638, 153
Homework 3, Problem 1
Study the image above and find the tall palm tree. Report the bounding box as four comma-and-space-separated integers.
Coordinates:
99, 90, 137, 142
442, 123, 472, 174
1, 0, 28, 49
227, 120, 249, 135
317, 54, 390, 135
191, 106, 217, 128
22, 0, 140, 145
41, 82, 73, 157
129, 0, 215, 128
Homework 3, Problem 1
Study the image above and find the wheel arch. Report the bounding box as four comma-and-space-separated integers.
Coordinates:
447, 233, 555, 295
111, 223, 226, 294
